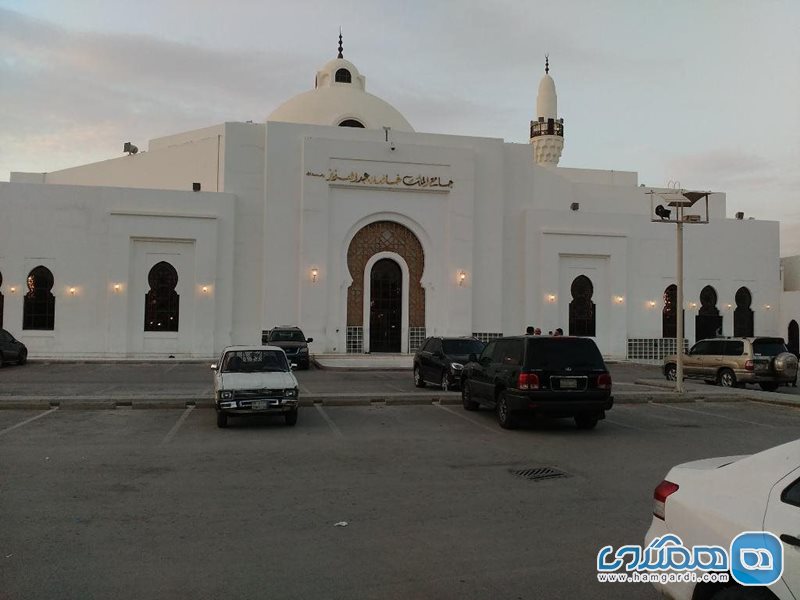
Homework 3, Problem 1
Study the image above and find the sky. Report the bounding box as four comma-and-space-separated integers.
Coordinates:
1, 0, 798, 253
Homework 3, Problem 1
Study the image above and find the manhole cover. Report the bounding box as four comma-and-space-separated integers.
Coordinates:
509, 467, 569, 481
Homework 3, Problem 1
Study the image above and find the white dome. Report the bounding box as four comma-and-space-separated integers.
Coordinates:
267, 56, 414, 132
536, 73, 557, 120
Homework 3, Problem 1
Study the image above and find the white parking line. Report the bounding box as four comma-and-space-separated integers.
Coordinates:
649, 402, 776, 428
434, 403, 501, 435
160, 406, 195, 445
315, 405, 344, 438
0, 407, 59, 437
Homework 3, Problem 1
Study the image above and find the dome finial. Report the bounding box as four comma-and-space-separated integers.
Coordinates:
337, 28, 343, 59
545, 54, 549, 74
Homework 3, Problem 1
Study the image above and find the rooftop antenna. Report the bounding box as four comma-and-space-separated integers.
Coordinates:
337, 29, 343, 59
545, 54, 549, 74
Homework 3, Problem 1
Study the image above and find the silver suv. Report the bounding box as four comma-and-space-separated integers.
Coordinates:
663, 337, 798, 390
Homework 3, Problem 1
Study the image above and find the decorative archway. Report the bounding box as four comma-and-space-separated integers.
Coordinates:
144, 261, 179, 332
0, 270, 4, 329
662, 284, 677, 338
346, 221, 425, 353
568, 275, 595, 336
695, 285, 721, 342
733, 287, 754, 337
789, 320, 799, 356
23, 265, 55, 330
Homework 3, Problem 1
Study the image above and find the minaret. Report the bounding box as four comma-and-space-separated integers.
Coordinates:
530, 55, 564, 166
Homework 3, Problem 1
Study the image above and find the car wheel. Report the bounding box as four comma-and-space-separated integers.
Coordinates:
710, 586, 777, 600
413, 366, 426, 388
216, 411, 228, 428
462, 381, 479, 411
496, 391, 516, 429
17, 349, 27, 366
574, 414, 599, 430
440, 370, 452, 391
284, 409, 298, 426
717, 368, 736, 388
665, 364, 677, 381
759, 382, 780, 392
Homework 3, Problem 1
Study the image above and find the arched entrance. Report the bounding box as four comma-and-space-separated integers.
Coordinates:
789, 320, 799, 356
662, 284, 677, 338
346, 221, 425, 353
369, 259, 402, 352
695, 285, 721, 342
733, 287, 754, 337
569, 275, 595, 336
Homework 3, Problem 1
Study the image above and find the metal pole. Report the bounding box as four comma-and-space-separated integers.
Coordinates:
676, 212, 684, 394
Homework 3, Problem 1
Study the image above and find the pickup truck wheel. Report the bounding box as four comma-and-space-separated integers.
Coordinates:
496, 391, 517, 429
665, 364, 677, 381
462, 381, 479, 411
759, 382, 780, 392
216, 411, 228, 428
284, 409, 298, 426
574, 414, 599, 430
413, 366, 426, 388
717, 368, 736, 388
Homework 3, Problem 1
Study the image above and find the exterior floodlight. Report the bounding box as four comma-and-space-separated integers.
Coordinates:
123, 142, 138, 155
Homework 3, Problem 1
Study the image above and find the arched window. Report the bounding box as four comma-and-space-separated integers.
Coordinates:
788, 320, 799, 356
335, 68, 352, 83
733, 287, 754, 337
338, 119, 365, 128
0, 270, 4, 329
568, 275, 595, 336
144, 262, 179, 332
662, 284, 677, 338
23, 266, 55, 330
695, 285, 722, 341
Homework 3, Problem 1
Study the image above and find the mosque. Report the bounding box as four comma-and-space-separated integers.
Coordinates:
1, 37, 797, 359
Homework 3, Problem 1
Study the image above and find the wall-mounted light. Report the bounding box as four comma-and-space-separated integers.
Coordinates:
726, 303, 732, 310
458, 271, 467, 286
547, 294, 557, 303
69, 287, 77, 296
688, 302, 698, 309
765, 304, 772, 310
201, 285, 209, 294
9, 286, 17, 294
311, 268, 319, 283
647, 300, 657, 308
614, 295, 625, 304
113, 283, 122, 293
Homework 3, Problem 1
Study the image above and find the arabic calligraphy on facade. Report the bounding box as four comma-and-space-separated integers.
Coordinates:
305, 169, 454, 190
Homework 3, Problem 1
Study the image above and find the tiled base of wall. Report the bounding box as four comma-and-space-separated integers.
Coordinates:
346, 326, 363, 354
472, 332, 503, 343
627, 338, 689, 361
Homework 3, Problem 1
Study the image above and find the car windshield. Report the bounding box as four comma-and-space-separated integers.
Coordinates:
526, 338, 606, 370
752, 338, 788, 357
442, 339, 485, 355
268, 330, 306, 343
222, 350, 289, 373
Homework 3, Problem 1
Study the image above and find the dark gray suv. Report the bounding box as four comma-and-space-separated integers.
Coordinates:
263, 327, 313, 370
460, 336, 613, 430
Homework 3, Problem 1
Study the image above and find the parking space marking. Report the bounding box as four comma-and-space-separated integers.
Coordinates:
604, 417, 647, 431
315, 405, 344, 438
0, 407, 59, 437
160, 406, 195, 445
649, 402, 777, 428
434, 404, 501, 435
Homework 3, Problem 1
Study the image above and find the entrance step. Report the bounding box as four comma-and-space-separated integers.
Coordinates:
312, 353, 412, 370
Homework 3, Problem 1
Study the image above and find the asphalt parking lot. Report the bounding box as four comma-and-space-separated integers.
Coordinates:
2, 399, 799, 600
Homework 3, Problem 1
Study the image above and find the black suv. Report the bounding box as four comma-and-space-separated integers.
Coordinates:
413, 337, 486, 390
460, 336, 613, 429
263, 327, 313, 369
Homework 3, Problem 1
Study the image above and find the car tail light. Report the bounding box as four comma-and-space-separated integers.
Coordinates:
653, 480, 679, 520
597, 373, 612, 390
745, 360, 754, 371
518, 372, 539, 390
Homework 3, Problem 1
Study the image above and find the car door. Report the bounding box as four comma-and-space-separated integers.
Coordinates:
469, 340, 497, 401
703, 340, 726, 378
416, 338, 434, 381
763, 467, 800, 597
494, 339, 523, 395
684, 341, 710, 379
424, 338, 443, 383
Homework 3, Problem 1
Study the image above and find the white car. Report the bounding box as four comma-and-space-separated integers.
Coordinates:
645, 439, 800, 600
211, 345, 300, 428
